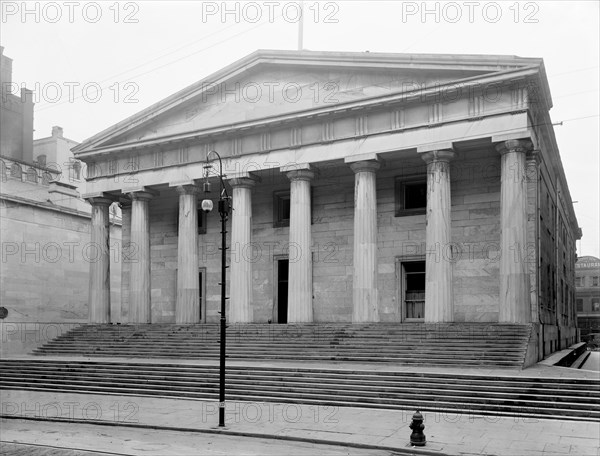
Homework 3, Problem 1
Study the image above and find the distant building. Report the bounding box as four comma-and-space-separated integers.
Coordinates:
0, 46, 33, 163
34, 126, 83, 188
74, 50, 581, 364
0, 49, 121, 356
575, 256, 600, 340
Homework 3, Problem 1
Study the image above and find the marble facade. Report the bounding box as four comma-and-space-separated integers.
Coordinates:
74, 51, 579, 347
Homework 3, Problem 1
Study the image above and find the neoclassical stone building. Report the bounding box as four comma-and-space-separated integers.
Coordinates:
74, 50, 580, 356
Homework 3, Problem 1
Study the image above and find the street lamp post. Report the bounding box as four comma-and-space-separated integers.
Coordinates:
201, 150, 230, 427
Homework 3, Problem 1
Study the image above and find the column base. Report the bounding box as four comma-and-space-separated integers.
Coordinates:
352, 289, 379, 323
176, 289, 200, 324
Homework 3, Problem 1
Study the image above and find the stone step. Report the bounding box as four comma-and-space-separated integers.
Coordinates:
32, 323, 531, 367
28, 353, 523, 366
35, 344, 527, 354
3, 371, 596, 404
4, 361, 595, 387
2, 378, 595, 416
2, 372, 598, 421
5, 382, 596, 423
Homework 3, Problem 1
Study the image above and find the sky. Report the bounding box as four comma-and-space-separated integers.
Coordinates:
1, 0, 599, 257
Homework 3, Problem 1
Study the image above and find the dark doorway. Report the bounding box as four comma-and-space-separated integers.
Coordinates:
199, 270, 203, 321
277, 259, 289, 323
402, 261, 426, 320
198, 267, 206, 322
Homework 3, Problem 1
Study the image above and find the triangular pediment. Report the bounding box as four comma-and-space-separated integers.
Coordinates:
74, 50, 546, 155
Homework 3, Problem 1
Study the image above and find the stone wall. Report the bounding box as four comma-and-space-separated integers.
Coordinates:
146, 151, 504, 323
0, 198, 122, 355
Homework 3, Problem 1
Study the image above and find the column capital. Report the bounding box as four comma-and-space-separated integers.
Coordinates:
421, 149, 456, 164
495, 139, 533, 155
286, 169, 315, 182
128, 189, 158, 201
228, 173, 261, 189
349, 160, 381, 174
118, 195, 132, 210
281, 163, 312, 173
86, 196, 113, 207
175, 184, 200, 196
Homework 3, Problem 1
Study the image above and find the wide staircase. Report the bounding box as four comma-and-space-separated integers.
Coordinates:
3, 323, 599, 422
1, 358, 599, 421
31, 323, 530, 367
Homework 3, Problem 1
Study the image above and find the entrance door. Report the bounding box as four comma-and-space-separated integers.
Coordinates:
199, 267, 206, 323
402, 261, 426, 321
276, 259, 289, 323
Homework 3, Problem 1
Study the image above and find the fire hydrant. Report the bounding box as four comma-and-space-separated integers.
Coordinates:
409, 410, 426, 446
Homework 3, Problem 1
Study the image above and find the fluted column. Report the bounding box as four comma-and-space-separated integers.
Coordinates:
119, 200, 132, 323
176, 185, 200, 323
87, 197, 112, 323
128, 191, 154, 323
228, 176, 259, 323
497, 139, 532, 323
286, 168, 315, 322
422, 150, 456, 323
350, 160, 380, 323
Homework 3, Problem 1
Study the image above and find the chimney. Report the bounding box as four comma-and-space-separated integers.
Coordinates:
52, 126, 64, 138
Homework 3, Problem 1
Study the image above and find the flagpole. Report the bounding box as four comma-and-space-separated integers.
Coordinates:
298, 1, 304, 50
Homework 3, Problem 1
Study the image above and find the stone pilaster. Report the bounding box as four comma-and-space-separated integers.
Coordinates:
119, 199, 132, 323
526, 149, 541, 324
176, 185, 200, 323
496, 139, 533, 323
350, 160, 380, 323
228, 175, 260, 323
286, 168, 315, 322
87, 197, 112, 323
128, 191, 154, 323
421, 150, 456, 323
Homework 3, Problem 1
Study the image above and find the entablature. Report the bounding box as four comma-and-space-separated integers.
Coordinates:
82, 111, 531, 196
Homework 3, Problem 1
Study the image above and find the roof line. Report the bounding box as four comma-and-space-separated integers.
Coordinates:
73, 49, 544, 153
74, 65, 541, 157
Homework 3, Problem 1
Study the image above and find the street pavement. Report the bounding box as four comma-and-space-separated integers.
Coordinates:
1, 388, 599, 456
1, 419, 389, 456
581, 351, 600, 372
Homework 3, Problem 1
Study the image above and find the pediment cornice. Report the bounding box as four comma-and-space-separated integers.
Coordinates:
75, 64, 543, 159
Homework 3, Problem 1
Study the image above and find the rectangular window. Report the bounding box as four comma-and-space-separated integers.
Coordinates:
592, 276, 599, 287
576, 299, 584, 312
273, 191, 291, 227
69, 161, 81, 181
395, 176, 427, 216
575, 277, 583, 287
592, 298, 600, 312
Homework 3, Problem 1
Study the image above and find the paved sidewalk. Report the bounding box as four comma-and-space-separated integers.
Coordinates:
1, 389, 599, 455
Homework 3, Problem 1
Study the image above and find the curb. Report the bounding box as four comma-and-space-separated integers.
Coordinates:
1, 414, 450, 456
